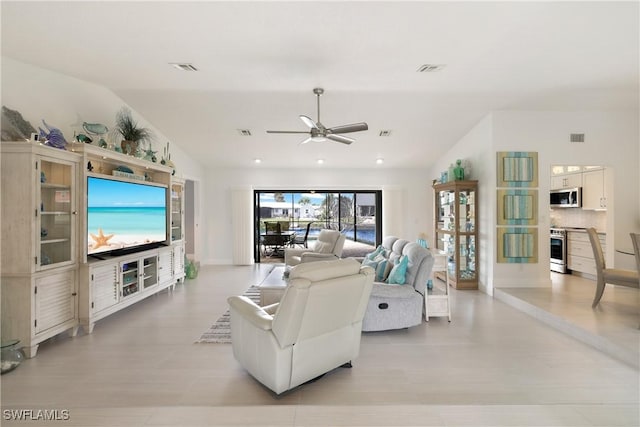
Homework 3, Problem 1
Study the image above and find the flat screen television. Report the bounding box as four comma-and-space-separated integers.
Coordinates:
87, 176, 168, 257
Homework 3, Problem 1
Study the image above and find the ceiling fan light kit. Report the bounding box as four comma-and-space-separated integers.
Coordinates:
267, 88, 368, 145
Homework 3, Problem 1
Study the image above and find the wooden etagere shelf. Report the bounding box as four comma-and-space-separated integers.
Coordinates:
433, 180, 478, 290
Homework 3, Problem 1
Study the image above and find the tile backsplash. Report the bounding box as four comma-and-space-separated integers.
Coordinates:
550, 208, 606, 232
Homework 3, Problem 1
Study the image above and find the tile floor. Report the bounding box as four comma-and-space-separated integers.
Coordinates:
1, 264, 638, 426
496, 272, 639, 368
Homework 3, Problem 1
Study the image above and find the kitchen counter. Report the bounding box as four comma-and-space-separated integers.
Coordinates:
557, 227, 605, 234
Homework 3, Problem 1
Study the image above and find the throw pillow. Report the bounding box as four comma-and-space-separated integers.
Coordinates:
365, 245, 385, 261
375, 259, 393, 282
363, 253, 386, 270
387, 255, 409, 285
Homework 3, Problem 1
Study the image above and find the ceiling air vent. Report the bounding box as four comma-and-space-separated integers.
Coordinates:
379, 130, 392, 137
417, 64, 446, 72
169, 63, 198, 71
570, 133, 585, 143
238, 129, 252, 136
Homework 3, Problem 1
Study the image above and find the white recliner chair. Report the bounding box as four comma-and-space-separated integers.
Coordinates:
227, 258, 374, 395
284, 229, 346, 266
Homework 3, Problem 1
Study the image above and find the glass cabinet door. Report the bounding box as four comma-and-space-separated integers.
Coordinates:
436, 189, 456, 278
142, 255, 158, 290
433, 180, 478, 289
458, 188, 476, 281
171, 182, 183, 242
120, 260, 140, 298
38, 158, 75, 270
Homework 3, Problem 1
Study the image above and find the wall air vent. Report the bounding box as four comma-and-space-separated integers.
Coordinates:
570, 133, 585, 143
417, 64, 446, 72
238, 129, 252, 136
379, 130, 392, 137
169, 63, 198, 71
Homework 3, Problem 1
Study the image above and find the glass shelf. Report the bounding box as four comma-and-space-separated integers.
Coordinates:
38, 159, 75, 269
171, 181, 184, 242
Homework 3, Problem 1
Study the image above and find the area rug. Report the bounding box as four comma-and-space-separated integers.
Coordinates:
195, 285, 260, 344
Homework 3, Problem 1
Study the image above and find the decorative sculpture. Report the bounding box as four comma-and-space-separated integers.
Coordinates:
75, 133, 93, 144
1, 106, 37, 141
38, 120, 68, 149
82, 122, 109, 135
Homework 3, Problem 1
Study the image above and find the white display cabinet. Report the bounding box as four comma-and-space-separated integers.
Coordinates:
1, 142, 80, 357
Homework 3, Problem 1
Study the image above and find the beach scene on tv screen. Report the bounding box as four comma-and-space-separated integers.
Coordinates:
87, 178, 167, 255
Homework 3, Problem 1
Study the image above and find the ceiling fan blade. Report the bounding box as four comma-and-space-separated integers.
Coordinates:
299, 137, 314, 145
326, 134, 354, 145
328, 122, 368, 134
299, 115, 318, 129
266, 130, 310, 134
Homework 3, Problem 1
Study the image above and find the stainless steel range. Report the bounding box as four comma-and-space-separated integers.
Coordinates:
550, 228, 567, 273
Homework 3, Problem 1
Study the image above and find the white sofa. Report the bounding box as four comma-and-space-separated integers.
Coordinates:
227, 258, 374, 395
284, 229, 346, 266
361, 236, 434, 332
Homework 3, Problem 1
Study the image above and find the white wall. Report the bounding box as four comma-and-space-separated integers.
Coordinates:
430, 110, 639, 294
493, 111, 639, 272
1, 58, 204, 182
203, 167, 431, 264
5, 58, 636, 274
1, 57, 206, 258
427, 114, 496, 294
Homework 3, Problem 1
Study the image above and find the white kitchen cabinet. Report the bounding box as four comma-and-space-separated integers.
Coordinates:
567, 231, 605, 277
582, 168, 608, 210
550, 172, 582, 190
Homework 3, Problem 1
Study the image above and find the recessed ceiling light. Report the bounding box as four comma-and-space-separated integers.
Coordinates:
376, 158, 384, 165
238, 129, 252, 136
254, 158, 262, 164
317, 159, 324, 165
417, 64, 446, 72
169, 63, 198, 71
379, 130, 392, 137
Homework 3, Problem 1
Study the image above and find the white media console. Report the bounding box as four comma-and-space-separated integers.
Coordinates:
1, 142, 185, 357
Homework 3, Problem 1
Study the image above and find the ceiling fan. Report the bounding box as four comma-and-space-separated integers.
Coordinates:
266, 88, 368, 145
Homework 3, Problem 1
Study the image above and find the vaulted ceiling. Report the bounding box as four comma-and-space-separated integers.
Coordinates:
2, 1, 638, 169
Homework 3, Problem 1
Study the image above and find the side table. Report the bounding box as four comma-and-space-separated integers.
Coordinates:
258, 265, 289, 306
425, 249, 451, 322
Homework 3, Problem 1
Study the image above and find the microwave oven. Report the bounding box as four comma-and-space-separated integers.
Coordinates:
550, 187, 582, 208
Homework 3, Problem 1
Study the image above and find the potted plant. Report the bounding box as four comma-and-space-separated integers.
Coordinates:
113, 107, 152, 156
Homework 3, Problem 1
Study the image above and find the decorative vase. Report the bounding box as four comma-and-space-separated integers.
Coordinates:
120, 140, 138, 156
448, 163, 455, 182
1, 340, 24, 374
454, 159, 465, 180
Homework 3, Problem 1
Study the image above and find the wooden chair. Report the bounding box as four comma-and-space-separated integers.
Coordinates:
587, 228, 639, 308
630, 233, 640, 275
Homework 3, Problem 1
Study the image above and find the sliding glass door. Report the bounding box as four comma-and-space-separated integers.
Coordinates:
254, 190, 381, 262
